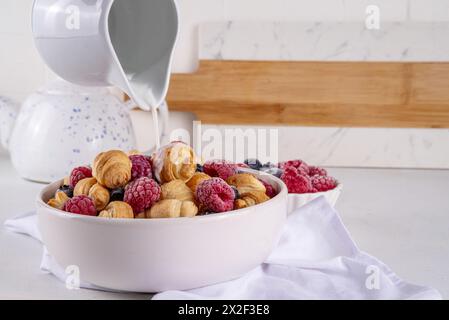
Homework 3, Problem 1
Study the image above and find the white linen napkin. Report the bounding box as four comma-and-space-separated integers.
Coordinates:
4, 197, 441, 300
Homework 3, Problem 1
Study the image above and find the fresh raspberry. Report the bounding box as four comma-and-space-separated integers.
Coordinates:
309, 166, 328, 177
69, 166, 92, 188
64, 195, 97, 216
296, 166, 309, 177
281, 167, 313, 194
278, 160, 310, 175
196, 178, 235, 213
129, 155, 153, 180
260, 179, 277, 198
124, 177, 161, 214
311, 175, 338, 192
203, 160, 238, 181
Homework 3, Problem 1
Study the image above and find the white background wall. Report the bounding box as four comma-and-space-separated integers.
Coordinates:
0, 0, 448, 102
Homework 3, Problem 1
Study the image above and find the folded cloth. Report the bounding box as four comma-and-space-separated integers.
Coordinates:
4, 197, 441, 300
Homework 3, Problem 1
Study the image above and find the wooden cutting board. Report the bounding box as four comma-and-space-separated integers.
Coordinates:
165, 60, 449, 128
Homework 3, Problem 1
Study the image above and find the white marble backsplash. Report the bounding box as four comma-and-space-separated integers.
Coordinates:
198, 21, 449, 168
201, 125, 449, 169
200, 21, 449, 62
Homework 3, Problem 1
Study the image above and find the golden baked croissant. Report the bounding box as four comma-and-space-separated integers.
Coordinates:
161, 180, 194, 202
180, 201, 199, 218
135, 212, 146, 219
186, 172, 211, 193
98, 201, 134, 219
226, 173, 266, 194
146, 199, 199, 219
93, 150, 132, 189
47, 191, 70, 210
234, 191, 270, 209
152, 142, 198, 184
88, 183, 110, 211
73, 177, 97, 196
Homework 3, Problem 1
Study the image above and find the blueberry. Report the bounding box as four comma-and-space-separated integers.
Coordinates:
196, 164, 204, 172
260, 167, 283, 178
262, 162, 276, 169
110, 188, 125, 202
58, 185, 74, 198
231, 186, 240, 199
244, 159, 262, 171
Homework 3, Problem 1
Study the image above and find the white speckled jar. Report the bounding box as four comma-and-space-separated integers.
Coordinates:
7, 79, 137, 183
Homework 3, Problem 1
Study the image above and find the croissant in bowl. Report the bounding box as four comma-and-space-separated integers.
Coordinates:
152, 142, 198, 184
99, 201, 134, 219
88, 183, 110, 211
73, 177, 97, 197
186, 172, 211, 193
234, 191, 270, 209
47, 191, 70, 210
147, 199, 199, 219
93, 150, 132, 189
226, 173, 266, 194
161, 180, 194, 202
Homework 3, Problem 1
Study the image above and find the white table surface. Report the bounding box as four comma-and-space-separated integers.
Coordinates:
0, 154, 448, 300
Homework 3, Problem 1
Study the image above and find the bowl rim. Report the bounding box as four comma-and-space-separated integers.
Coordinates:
37, 170, 288, 225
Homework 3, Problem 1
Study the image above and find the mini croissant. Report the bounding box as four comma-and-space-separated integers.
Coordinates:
152, 142, 197, 184
180, 201, 199, 218
161, 180, 194, 202
226, 173, 266, 195
47, 191, 70, 210
234, 191, 270, 210
88, 183, 110, 211
73, 177, 97, 197
99, 201, 134, 219
93, 150, 132, 189
147, 199, 199, 219
186, 172, 211, 193
135, 212, 147, 219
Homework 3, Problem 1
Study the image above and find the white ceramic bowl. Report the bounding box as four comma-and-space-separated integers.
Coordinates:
37, 174, 288, 293
287, 184, 343, 214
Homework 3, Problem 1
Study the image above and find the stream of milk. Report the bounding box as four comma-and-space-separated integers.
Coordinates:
151, 107, 161, 150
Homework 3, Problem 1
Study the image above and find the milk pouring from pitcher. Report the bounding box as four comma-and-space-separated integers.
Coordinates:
32, 0, 180, 149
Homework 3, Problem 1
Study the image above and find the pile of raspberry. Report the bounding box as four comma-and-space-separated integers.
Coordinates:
243, 158, 339, 194
59, 154, 160, 217
279, 160, 338, 194
63, 166, 97, 216
52, 149, 338, 219
196, 160, 278, 214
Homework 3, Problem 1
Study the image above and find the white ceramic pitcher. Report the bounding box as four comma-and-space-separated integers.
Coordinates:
32, 0, 179, 111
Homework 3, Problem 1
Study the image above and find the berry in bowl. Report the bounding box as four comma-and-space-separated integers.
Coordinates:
244, 159, 342, 213
37, 142, 288, 292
